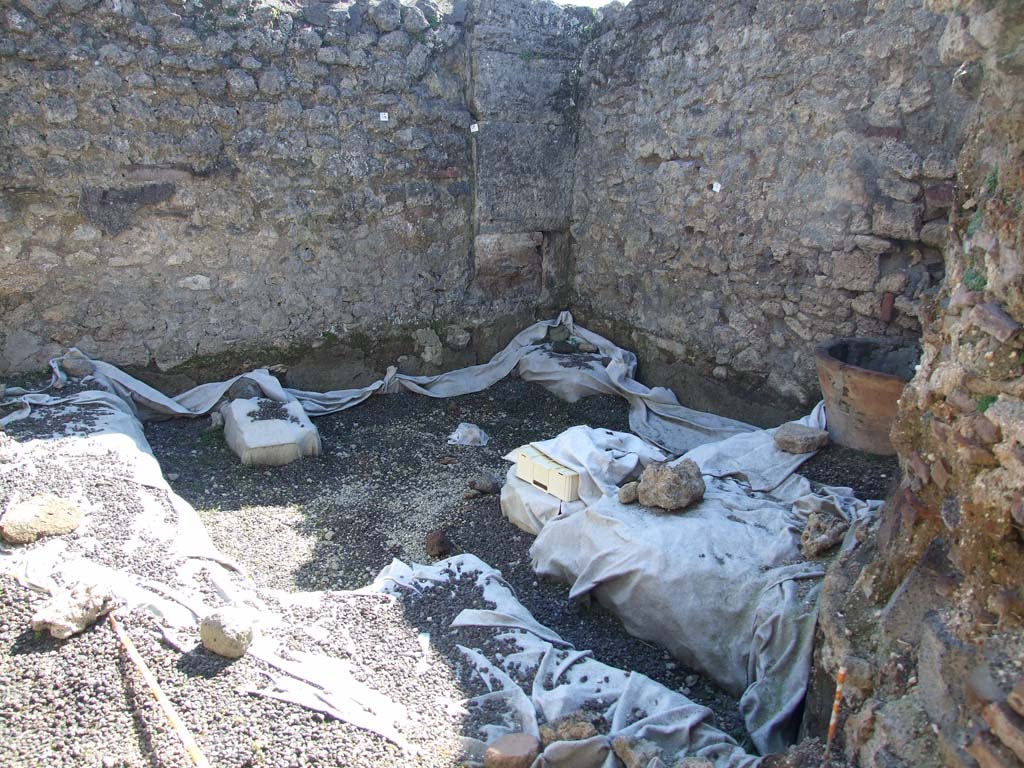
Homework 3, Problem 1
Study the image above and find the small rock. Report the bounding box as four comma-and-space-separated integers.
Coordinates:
445, 326, 471, 350
323, 530, 335, 542
685, 674, 699, 688
204, 411, 224, 432
970, 302, 1022, 343
31, 582, 117, 640
1, 494, 82, 544
611, 736, 661, 768
637, 460, 705, 511
226, 378, 262, 401
425, 529, 452, 558
61, 355, 95, 378
166, 472, 180, 482
439, 455, 457, 465
577, 341, 599, 353
548, 325, 570, 343
463, 489, 483, 500
551, 340, 575, 354
773, 422, 830, 454
539, 710, 601, 745
484, 732, 540, 768
800, 509, 849, 558
200, 608, 254, 659
468, 474, 500, 494
618, 481, 639, 504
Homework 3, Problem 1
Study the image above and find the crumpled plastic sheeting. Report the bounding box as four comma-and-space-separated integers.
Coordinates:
448, 422, 491, 446
25, 311, 756, 457
364, 555, 761, 768
505, 427, 880, 755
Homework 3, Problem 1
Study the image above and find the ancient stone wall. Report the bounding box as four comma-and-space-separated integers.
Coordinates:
0, 0, 593, 378
807, 2, 1024, 766
570, 0, 970, 420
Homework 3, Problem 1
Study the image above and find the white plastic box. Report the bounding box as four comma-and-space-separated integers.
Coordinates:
514, 445, 580, 502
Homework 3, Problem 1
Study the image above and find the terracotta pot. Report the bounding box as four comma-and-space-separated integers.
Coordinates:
814, 337, 920, 455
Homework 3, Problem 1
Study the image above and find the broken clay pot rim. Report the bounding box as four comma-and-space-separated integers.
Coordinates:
813, 337, 920, 384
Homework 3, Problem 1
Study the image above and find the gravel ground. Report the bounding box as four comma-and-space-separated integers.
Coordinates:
146, 377, 756, 742
1, 372, 900, 766
798, 444, 899, 501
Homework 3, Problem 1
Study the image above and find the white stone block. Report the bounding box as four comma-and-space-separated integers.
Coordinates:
222, 398, 321, 466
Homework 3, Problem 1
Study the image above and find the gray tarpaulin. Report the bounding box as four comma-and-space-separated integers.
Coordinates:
500, 424, 879, 755
1, 394, 760, 767
1, 312, 857, 762
39, 312, 754, 455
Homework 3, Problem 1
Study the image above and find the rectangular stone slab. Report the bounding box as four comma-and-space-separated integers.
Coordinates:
221, 398, 322, 466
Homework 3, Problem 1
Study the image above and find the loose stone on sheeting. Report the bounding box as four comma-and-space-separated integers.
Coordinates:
484, 733, 541, 768
200, 608, 254, 659
31, 582, 117, 640
618, 481, 639, 504
1, 493, 82, 544
773, 422, 830, 454
611, 736, 661, 768
637, 460, 705, 512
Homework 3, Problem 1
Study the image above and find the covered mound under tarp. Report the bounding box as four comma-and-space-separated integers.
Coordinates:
501, 424, 879, 756
0, 390, 760, 768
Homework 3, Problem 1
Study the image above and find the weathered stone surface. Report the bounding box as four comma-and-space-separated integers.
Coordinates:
812, 6, 1024, 767
200, 607, 254, 659
970, 303, 1021, 343
468, 474, 501, 495
611, 736, 661, 768
483, 732, 540, 768
920, 218, 949, 248
0, 0, 594, 375
472, 232, 543, 299
773, 422, 830, 454
833, 250, 879, 291
637, 460, 705, 511
1, 494, 82, 544
425, 529, 452, 558
31, 582, 118, 639
618, 480, 639, 504
801, 509, 849, 558
221, 398, 322, 466
872, 200, 923, 240
571, 0, 963, 407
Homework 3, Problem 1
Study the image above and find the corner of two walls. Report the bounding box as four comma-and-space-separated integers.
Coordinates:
0, 0, 979, 429
567, 0, 970, 425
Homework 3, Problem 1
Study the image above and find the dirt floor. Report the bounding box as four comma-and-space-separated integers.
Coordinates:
145, 377, 756, 743
144, 376, 899, 748
1, 372, 900, 766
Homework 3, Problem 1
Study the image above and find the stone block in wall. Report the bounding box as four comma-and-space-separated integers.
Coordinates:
920, 219, 949, 249
833, 250, 880, 291
872, 200, 922, 240
472, 232, 542, 299
474, 122, 575, 232
470, 49, 576, 124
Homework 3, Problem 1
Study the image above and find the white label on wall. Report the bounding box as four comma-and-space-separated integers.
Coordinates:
470, 123, 479, 133
379, 112, 389, 122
